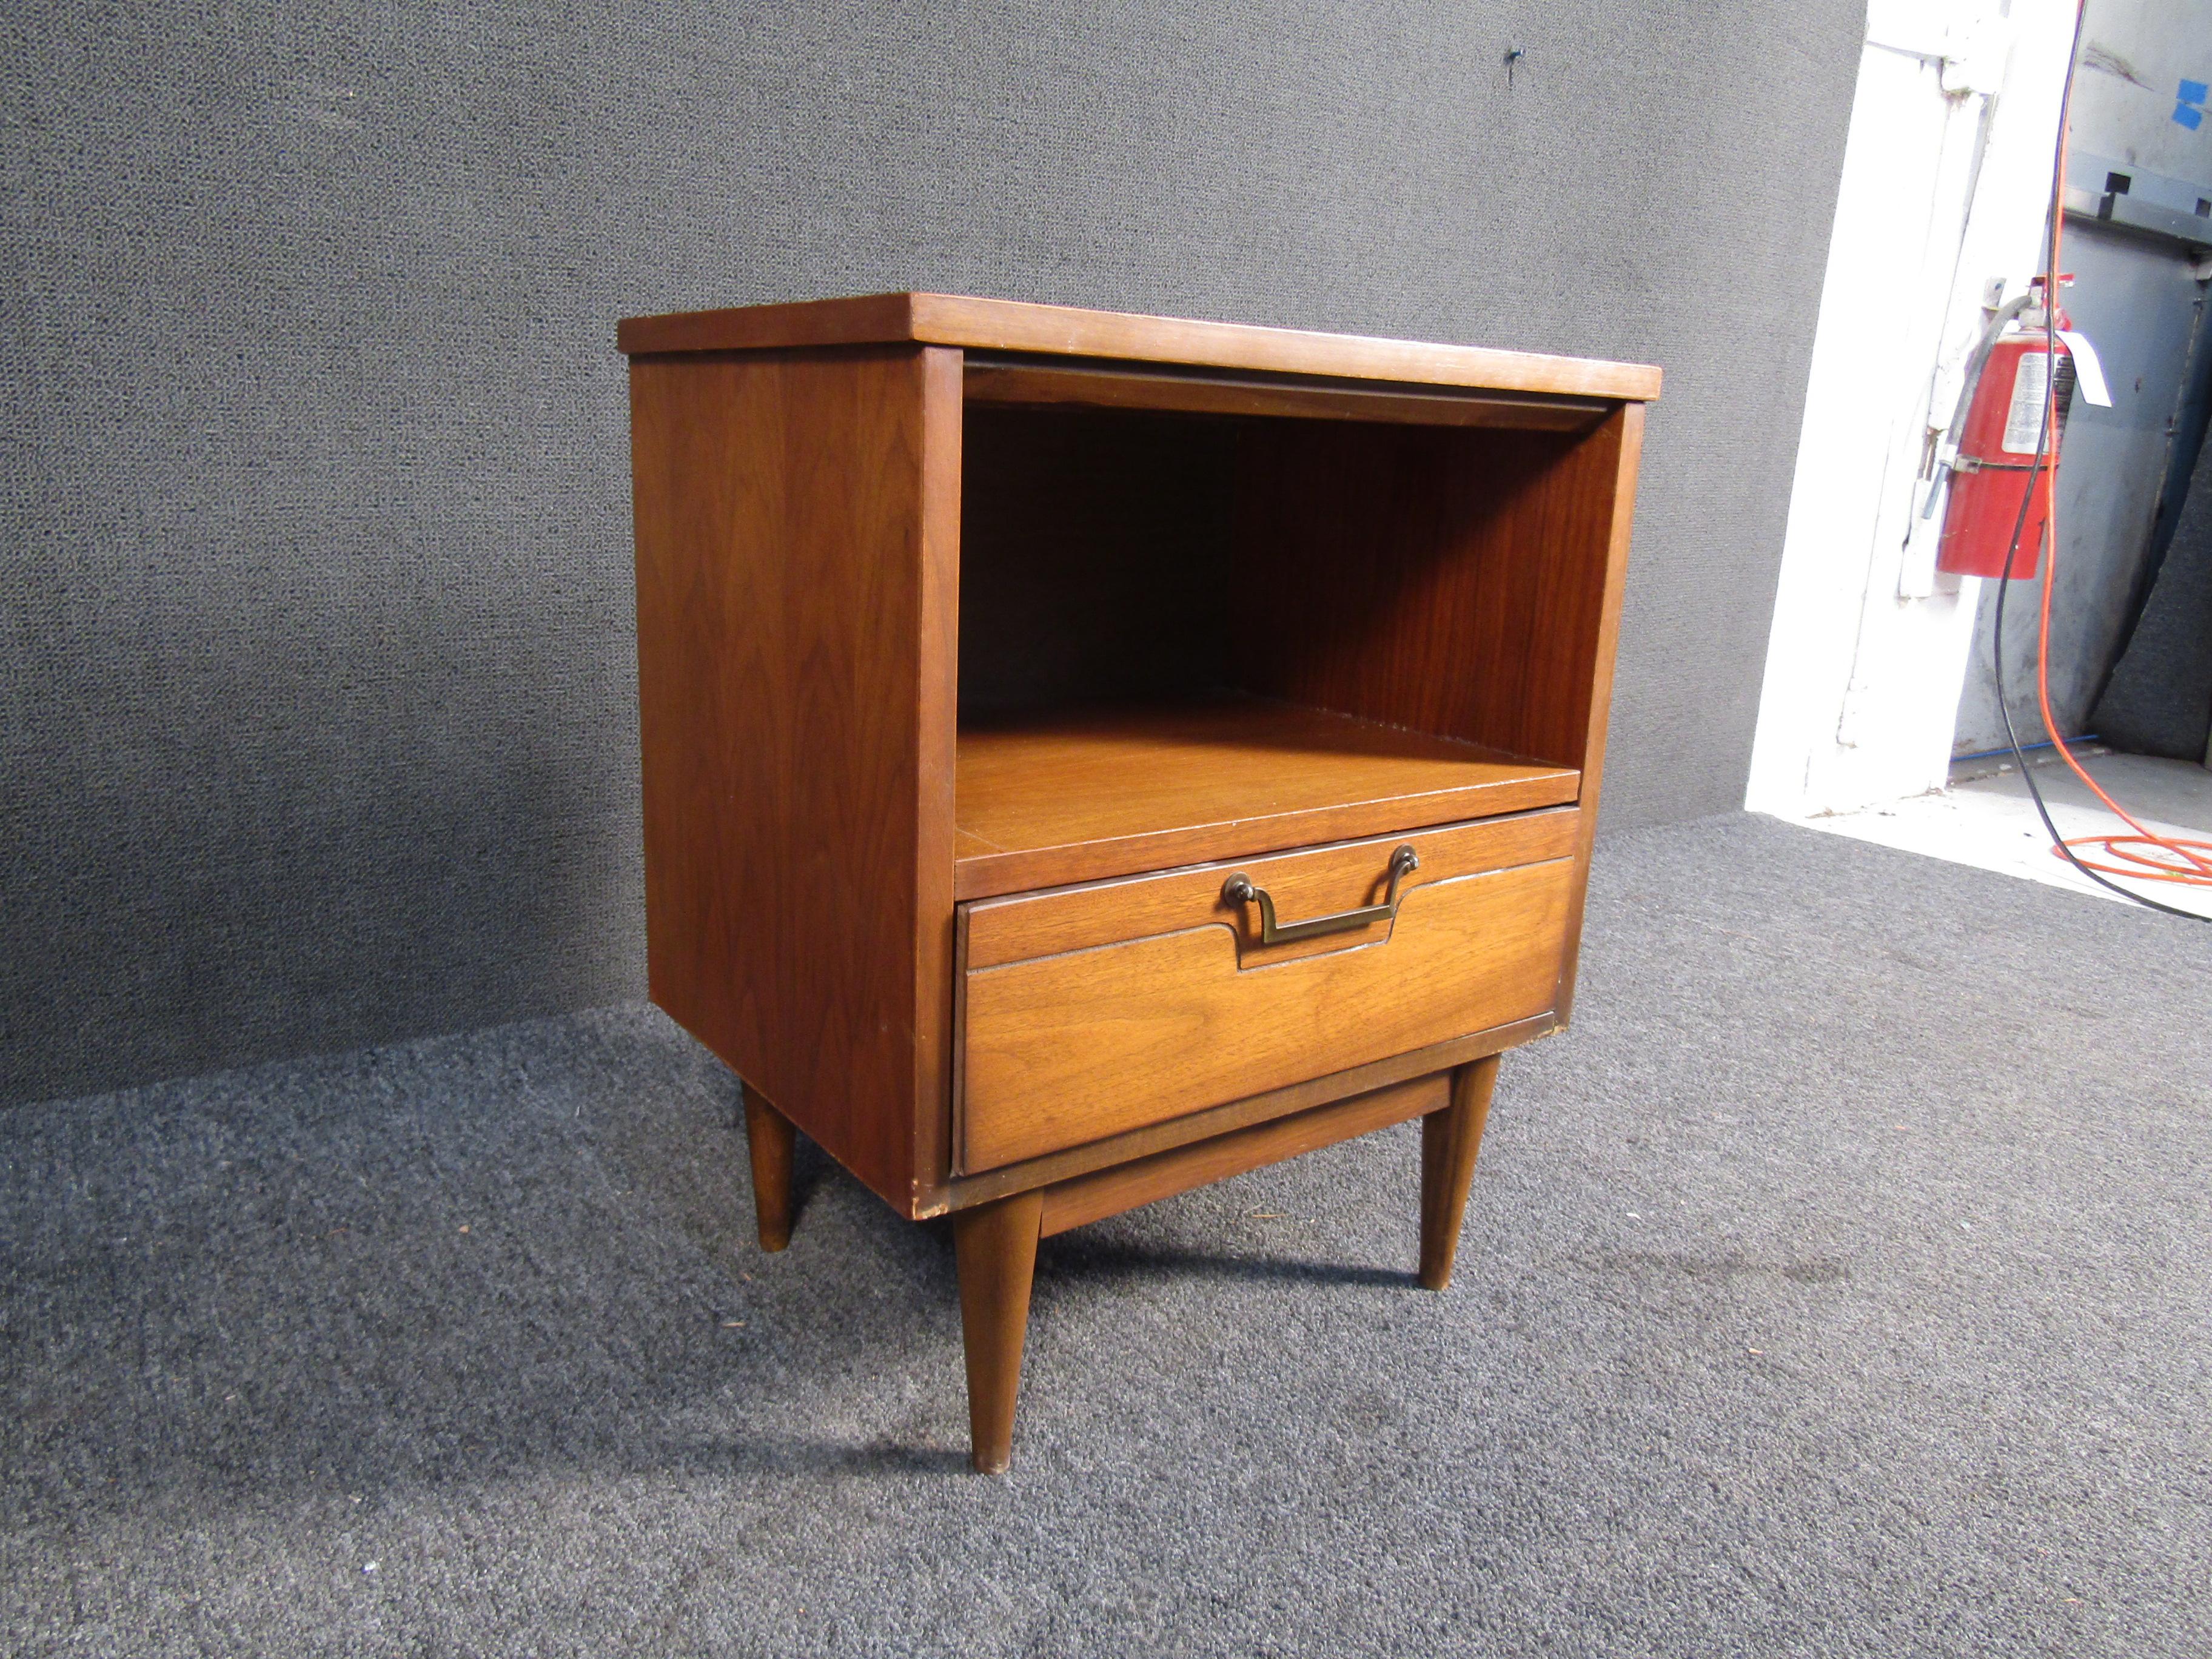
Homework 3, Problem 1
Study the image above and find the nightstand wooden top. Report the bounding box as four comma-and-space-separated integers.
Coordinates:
617, 292, 1661, 403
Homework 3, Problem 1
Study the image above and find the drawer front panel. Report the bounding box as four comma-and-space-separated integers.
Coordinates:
957, 817, 1577, 1173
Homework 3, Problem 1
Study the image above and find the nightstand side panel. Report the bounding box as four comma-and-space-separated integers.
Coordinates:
630, 345, 952, 1212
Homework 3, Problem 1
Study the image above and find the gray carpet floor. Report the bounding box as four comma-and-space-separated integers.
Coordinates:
4, 814, 2207, 1657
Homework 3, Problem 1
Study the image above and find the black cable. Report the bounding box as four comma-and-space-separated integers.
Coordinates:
1989, 1, 2208, 922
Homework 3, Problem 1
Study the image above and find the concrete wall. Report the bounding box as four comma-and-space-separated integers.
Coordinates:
0, 2, 1863, 1107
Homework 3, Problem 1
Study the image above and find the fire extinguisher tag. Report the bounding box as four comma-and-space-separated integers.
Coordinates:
2056, 329, 2112, 406
2001, 352, 2051, 454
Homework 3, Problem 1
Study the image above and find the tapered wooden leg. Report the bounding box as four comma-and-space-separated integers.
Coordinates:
953, 1188, 1045, 1474
742, 1093, 796, 1252
1419, 1055, 1499, 1290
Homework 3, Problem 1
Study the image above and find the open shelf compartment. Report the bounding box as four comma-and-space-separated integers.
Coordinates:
953, 366, 1625, 899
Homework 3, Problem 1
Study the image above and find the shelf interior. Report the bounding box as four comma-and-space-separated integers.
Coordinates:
951, 395, 1622, 900
954, 693, 1579, 899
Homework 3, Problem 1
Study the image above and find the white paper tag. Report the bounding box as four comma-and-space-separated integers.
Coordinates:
2057, 330, 2112, 406
2002, 352, 2049, 454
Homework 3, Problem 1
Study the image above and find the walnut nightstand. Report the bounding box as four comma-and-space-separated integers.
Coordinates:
618, 293, 1656, 1471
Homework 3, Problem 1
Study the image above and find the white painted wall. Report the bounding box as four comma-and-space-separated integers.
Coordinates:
1746, 0, 2080, 817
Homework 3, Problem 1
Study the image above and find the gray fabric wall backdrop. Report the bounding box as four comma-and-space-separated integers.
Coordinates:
0, 2, 1863, 1108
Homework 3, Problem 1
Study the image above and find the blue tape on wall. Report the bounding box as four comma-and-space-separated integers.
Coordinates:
2177, 77, 2208, 104
2177, 102, 2205, 131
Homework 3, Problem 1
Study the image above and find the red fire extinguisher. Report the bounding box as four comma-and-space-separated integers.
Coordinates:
1933, 280, 2077, 580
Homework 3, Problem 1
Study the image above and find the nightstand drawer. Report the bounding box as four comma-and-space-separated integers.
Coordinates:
955, 809, 1578, 1172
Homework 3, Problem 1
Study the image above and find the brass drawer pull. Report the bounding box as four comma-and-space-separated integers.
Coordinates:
1222, 846, 1419, 945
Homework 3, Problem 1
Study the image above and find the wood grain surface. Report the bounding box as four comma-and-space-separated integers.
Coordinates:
939, 1012, 1558, 1212
630, 344, 959, 1215
954, 694, 1578, 900
958, 856, 1574, 1171
962, 808, 1579, 969
1418, 1057, 1498, 1290
1229, 423, 1625, 771
953, 1188, 1044, 1473
956, 406, 1235, 719
626, 305, 1649, 1235
742, 1093, 796, 1252
964, 360, 1610, 430
1037, 1073, 1448, 1236
618, 292, 1663, 402
1552, 404, 1645, 1024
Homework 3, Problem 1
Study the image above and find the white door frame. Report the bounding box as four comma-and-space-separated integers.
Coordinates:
1746, 0, 2078, 819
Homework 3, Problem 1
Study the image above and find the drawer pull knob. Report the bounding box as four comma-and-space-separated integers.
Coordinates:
1222, 846, 1420, 945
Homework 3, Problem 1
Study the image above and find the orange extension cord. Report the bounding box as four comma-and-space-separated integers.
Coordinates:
2028, 27, 2212, 893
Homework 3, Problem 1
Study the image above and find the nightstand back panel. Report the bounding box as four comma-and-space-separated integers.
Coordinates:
1230, 414, 1628, 774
